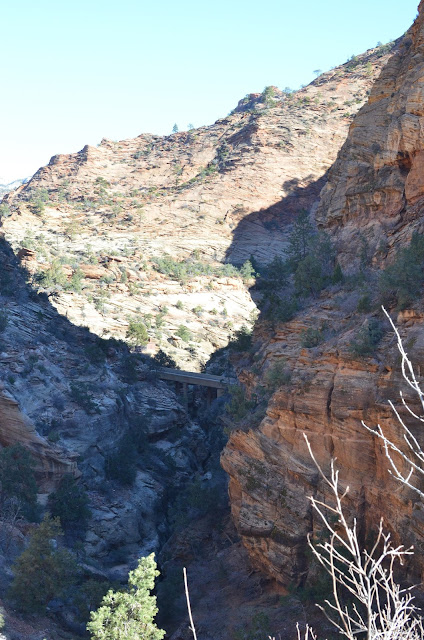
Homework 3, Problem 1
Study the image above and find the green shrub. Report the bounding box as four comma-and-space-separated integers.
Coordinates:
261, 293, 299, 324
257, 218, 335, 309
192, 305, 203, 315
152, 255, 243, 283
230, 325, 252, 352
70, 382, 99, 414
379, 233, 424, 309
36, 260, 68, 289
226, 385, 256, 421
74, 578, 113, 623
349, 318, 384, 357
126, 318, 149, 346
264, 361, 291, 391
262, 85, 277, 106
0, 204, 11, 218
153, 349, 177, 368
176, 325, 191, 342
95, 176, 110, 189
239, 260, 256, 282
294, 233, 334, 297
294, 254, 325, 296
84, 342, 107, 365
9, 515, 77, 613
105, 434, 138, 486
300, 327, 324, 348
120, 354, 139, 383
357, 293, 372, 313
155, 310, 167, 328
233, 611, 271, 640
332, 263, 344, 284
287, 210, 314, 268
87, 554, 165, 640
259, 256, 290, 289
28, 188, 49, 216
168, 476, 222, 529
68, 268, 84, 292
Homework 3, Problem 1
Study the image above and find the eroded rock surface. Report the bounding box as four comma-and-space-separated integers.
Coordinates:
0, 237, 207, 575
222, 306, 424, 587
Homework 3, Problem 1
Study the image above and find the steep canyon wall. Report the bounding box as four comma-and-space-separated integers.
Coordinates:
222, 3, 424, 588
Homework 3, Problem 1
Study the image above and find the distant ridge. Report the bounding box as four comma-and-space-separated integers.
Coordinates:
0, 177, 28, 197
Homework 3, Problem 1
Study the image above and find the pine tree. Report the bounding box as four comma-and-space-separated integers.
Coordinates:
87, 553, 165, 640
126, 318, 149, 346
287, 210, 313, 267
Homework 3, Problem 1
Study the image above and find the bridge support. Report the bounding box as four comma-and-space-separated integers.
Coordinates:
206, 386, 215, 406
158, 367, 232, 409
175, 381, 188, 409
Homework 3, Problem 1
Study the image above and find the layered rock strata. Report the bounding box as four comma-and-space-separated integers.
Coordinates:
222, 306, 424, 586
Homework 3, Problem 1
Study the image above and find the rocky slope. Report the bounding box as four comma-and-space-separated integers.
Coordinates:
1, 45, 392, 371
221, 5, 424, 591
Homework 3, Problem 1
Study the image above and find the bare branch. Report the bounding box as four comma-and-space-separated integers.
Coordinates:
183, 567, 198, 640
362, 307, 424, 497
300, 435, 422, 640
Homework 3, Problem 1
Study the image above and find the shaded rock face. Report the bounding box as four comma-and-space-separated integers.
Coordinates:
316, 4, 424, 269
1, 47, 391, 370
0, 236, 203, 571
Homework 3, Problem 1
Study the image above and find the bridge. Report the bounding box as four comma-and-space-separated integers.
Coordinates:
157, 368, 235, 405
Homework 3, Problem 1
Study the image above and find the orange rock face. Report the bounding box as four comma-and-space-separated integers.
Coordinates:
221, 307, 424, 587
317, 1, 424, 270
0, 391, 78, 490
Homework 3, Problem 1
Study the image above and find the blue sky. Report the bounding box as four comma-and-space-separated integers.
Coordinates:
0, 0, 419, 181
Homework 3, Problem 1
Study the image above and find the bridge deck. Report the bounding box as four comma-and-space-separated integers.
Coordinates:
158, 368, 233, 389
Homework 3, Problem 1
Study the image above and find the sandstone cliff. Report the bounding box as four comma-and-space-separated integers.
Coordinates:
316, 3, 424, 269
221, 6, 424, 590
221, 306, 424, 587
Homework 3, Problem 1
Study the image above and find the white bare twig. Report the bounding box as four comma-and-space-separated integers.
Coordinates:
183, 567, 198, 640
298, 310, 424, 640
301, 434, 423, 640
362, 307, 424, 498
